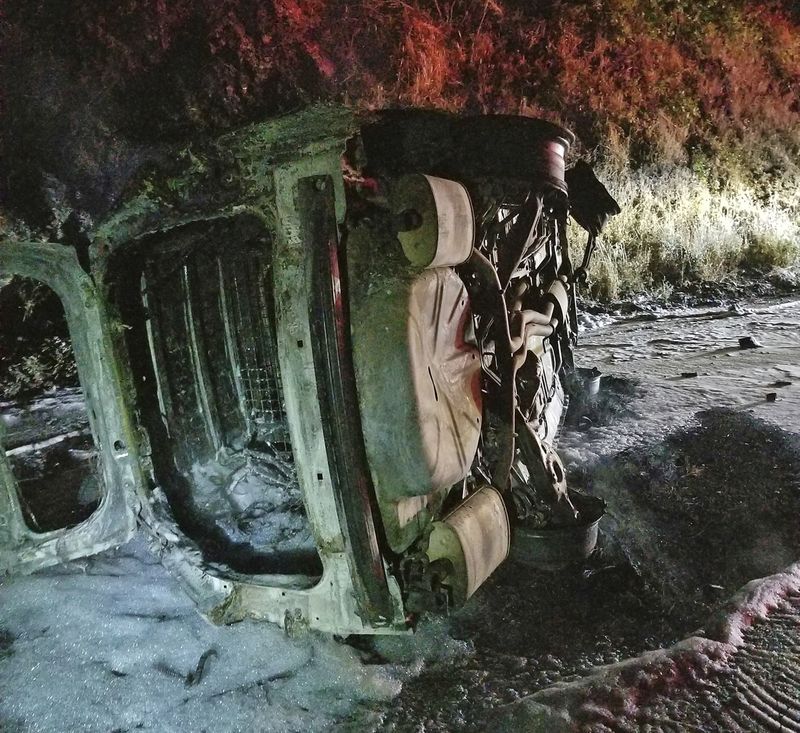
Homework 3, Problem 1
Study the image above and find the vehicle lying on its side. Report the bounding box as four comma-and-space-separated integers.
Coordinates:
0, 107, 619, 634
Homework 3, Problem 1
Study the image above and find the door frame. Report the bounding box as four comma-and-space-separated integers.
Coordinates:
0, 242, 143, 573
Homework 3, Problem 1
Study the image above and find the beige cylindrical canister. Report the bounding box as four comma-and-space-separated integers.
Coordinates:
389, 174, 475, 269
426, 485, 510, 605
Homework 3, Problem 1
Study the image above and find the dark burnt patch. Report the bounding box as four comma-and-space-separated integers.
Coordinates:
583, 408, 800, 629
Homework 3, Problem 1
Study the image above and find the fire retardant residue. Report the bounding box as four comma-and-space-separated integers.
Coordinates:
493, 562, 800, 732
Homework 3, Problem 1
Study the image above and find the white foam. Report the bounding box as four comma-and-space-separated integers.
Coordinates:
0, 537, 400, 732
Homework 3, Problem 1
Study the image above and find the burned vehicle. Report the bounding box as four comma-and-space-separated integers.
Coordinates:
0, 107, 618, 634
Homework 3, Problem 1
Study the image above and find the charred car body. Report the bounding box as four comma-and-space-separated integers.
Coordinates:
0, 107, 618, 634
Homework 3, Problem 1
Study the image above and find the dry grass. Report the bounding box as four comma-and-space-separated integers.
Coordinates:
584, 159, 800, 299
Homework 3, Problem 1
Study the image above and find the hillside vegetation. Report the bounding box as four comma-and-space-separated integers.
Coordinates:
2, 0, 799, 297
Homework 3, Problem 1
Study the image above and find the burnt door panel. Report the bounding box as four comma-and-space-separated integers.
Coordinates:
0, 243, 141, 573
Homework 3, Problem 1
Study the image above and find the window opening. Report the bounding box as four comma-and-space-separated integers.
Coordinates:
0, 276, 100, 532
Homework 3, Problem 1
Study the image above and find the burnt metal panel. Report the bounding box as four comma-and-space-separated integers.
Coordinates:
302, 175, 396, 624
